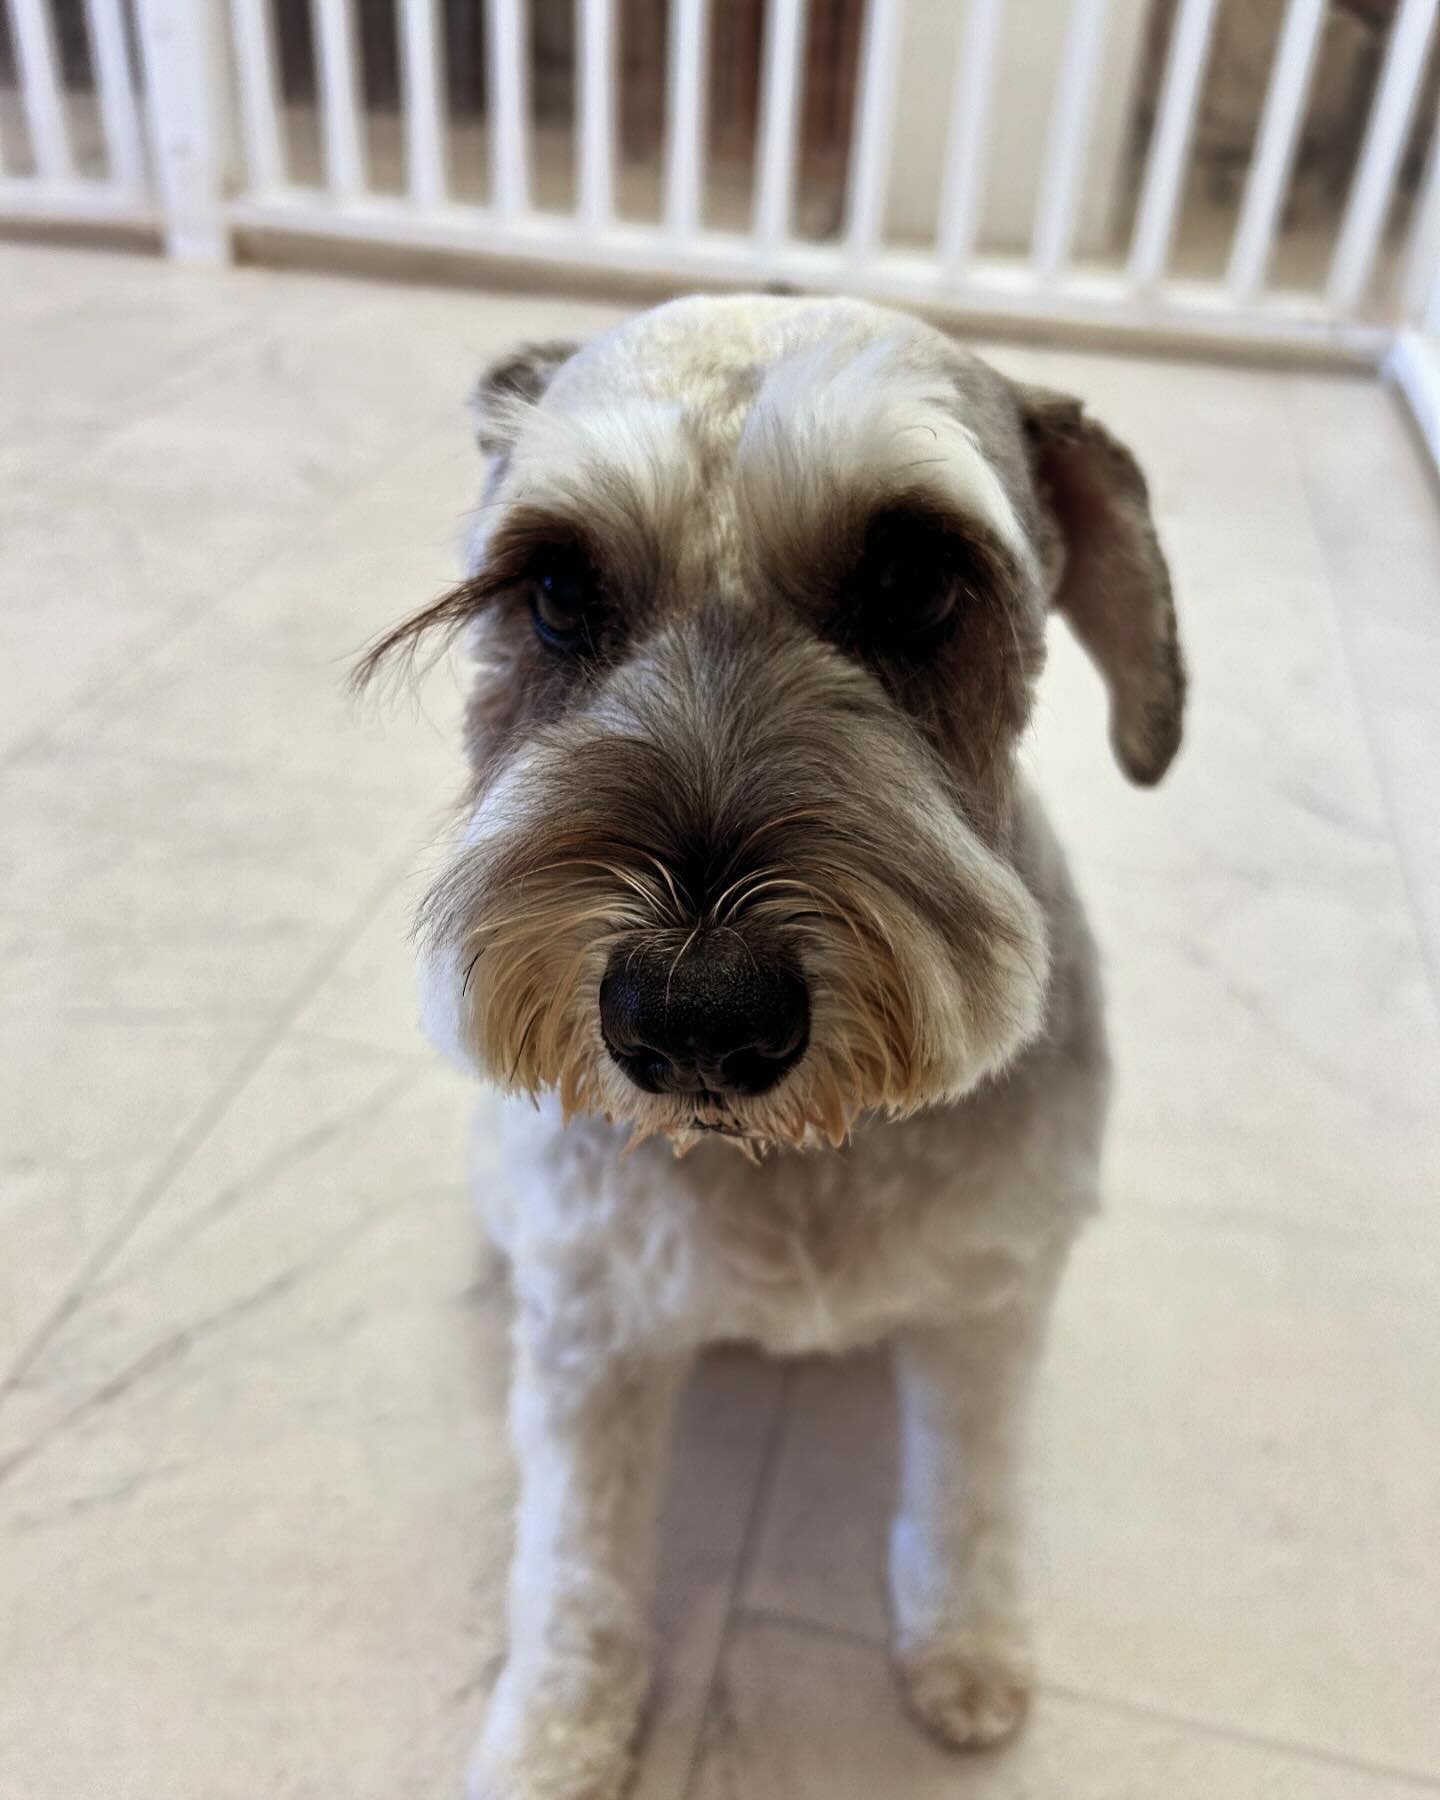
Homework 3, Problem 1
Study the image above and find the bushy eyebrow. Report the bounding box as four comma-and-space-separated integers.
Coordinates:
733, 338, 1027, 569
355, 344, 1033, 692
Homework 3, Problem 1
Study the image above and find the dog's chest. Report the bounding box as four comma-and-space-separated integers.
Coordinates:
487, 1100, 1063, 1356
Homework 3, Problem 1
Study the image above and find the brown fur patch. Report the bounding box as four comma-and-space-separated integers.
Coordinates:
417, 606, 1045, 1148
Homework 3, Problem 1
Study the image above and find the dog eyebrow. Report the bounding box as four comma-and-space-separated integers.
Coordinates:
501, 396, 698, 538
735, 339, 1027, 564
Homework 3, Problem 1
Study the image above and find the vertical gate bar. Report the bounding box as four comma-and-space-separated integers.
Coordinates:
1128, 0, 1220, 288
133, 0, 231, 260
313, 0, 367, 198
231, 0, 286, 194
84, 0, 147, 193
846, 0, 906, 260
487, 0, 532, 218
1226, 0, 1325, 299
753, 0, 805, 250
1400, 118, 1440, 322
1327, 0, 1440, 314
577, 0, 616, 230
1032, 0, 1110, 280
11, 0, 75, 182
401, 0, 447, 207
664, 0, 709, 238
937, 0, 1005, 272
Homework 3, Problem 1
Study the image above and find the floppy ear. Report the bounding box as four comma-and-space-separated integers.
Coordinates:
469, 338, 581, 455
1017, 384, 1185, 786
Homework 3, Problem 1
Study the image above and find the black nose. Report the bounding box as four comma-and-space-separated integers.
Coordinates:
599, 936, 809, 1099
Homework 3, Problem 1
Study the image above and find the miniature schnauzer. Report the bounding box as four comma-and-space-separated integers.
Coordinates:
358, 294, 1184, 1799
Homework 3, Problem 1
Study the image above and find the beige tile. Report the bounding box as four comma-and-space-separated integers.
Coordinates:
0, 246, 250, 487
0, 1015, 248, 1375
1040, 1215, 1440, 1775
740, 1350, 892, 1637
0, 1037, 781, 1798
287, 875, 438, 1062
0, 1029, 470, 1466
1287, 374, 1440, 981
0, 261, 624, 1374
1021, 368, 1440, 1243
0, 1045, 496, 1800
0, 264, 409, 759
0, 1011, 781, 1796
0, 1157, 504, 1800
691, 1618, 1433, 1800
38, 433, 471, 813
743, 1214, 1440, 1776
1339, 615, 1440, 972
633, 1349, 786, 1800
8, 290, 431, 597
0, 484, 242, 762
1003, 348, 1300, 528
0, 253, 625, 764
1285, 374, 1440, 643
0, 713, 449, 1387
0, 738, 418, 1001
0, 731, 429, 1388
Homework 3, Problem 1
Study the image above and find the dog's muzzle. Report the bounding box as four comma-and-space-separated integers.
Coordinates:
599, 934, 809, 1101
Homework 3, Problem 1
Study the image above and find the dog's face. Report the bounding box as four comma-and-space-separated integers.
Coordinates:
361, 296, 1183, 1154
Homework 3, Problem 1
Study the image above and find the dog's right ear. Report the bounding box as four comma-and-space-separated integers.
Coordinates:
1016, 383, 1185, 787
470, 339, 581, 456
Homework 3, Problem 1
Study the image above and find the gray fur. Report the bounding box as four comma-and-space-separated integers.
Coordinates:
368, 294, 1184, 1800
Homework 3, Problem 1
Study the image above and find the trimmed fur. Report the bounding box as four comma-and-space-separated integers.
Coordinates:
360, 294, 1185, 1800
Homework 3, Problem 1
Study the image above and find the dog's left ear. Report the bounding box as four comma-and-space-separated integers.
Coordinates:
1016, 383, 1185, 786
470, 339, 581, 455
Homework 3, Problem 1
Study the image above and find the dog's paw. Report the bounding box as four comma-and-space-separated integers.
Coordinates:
464, 1722, 633, 1800
894, 1637, 1033, 1751
464, 1652, 644, 1800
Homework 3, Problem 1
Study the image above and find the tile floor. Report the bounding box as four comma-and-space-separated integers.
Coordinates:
1, 242, 1438, 1800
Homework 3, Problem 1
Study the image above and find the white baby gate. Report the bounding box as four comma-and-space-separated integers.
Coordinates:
4, 0, 1440, 465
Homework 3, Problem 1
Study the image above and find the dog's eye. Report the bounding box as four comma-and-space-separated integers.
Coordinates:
847, 510, 962, 648
868, 539, 955, 631
528, 549, 599, 651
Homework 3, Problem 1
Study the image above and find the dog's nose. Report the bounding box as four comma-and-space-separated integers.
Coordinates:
599, 936, 809, 1098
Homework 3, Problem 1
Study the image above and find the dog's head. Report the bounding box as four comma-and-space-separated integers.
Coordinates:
359, 296, 1183, 1154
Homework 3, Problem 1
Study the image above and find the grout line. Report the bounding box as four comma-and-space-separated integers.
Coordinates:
735, 1603, 879, 1652
0, 834, 426, 1411
1041, 1683, 1440, 1793
733, 1606, 1440, 1791
677, 1364, 796, 1800
0, 1171, 439, 1495
1285, 376, 1440, 1031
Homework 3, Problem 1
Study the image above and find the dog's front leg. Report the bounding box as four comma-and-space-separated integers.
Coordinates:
470, 1323, 689, 1800
888, 1263, 1061, 1752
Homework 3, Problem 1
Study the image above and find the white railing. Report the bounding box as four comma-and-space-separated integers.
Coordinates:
3, 0, 1440, 453
0, 0, 150, 224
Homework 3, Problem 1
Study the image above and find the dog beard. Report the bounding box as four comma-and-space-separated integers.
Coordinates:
416, 705, 1051, 1156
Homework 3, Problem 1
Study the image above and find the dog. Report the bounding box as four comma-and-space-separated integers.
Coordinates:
357, 293, 1184, 1799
